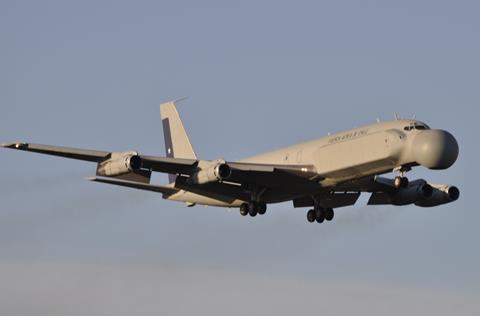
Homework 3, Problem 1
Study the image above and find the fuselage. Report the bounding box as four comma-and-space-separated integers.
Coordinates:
169, 119, 459, 207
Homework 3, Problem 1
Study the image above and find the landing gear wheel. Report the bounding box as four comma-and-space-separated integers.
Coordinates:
257, 203, 267, 215
324, 208, 334, 221
248, 203, 258, 217
315, 209, 325, 223
315, 208, 325, 223
307, 209, 316, 223
394, 176, 409, 188
240, 203, 249, 216
394, 176, 402, 188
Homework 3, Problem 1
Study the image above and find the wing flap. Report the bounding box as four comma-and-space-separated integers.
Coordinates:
174, 176, 245, 203
226, 162, 321, 193
293, 192, 361, 209
88, 177, 179, 196
140, 155, 198, 174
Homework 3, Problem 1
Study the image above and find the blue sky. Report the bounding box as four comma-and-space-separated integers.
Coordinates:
1, 1, 479, 315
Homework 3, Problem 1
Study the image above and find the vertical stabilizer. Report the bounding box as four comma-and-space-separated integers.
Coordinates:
160, 100, 197, 183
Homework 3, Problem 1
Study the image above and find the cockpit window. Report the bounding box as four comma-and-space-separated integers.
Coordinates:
403, 123, 430, 131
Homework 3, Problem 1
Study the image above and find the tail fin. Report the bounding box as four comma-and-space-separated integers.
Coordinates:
160, 100, 197, 183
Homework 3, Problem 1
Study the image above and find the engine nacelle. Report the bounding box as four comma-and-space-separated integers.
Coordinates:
187, 160, 231, 185
96, 151, 142, 177
415, 184, 460, 207
368, 179, 433, 206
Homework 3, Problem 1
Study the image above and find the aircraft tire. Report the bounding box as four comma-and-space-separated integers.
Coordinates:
240, 203, 249, 216
394, 176, 403, 188
394, 176, 409, 189
258, 203, 267, 215
315, 208, 325, 223
307, 209, 316, 223
324, 208, 334, 221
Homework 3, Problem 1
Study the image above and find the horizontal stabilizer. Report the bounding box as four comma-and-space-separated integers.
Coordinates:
88, 177, 179, 197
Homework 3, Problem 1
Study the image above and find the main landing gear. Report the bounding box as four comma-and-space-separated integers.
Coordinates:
240, 202, 267, 217
307, 207, 334, 224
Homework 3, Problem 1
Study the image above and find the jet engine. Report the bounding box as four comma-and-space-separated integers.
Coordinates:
187, 160, 232, 185
96, 151, 142, 177
415, 184, 460, 207
368, 179, 433, 206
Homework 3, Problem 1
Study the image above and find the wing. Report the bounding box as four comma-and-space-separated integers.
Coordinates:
291, 176, 394, 210
333, 176, 396, 193
0, 141, 197, 186
226, 161, 321, 192
172, 161, 323, 203
1, 142, 323, 201
1, 142, 109, 161
1, 142, 197, 172
140, 155, 197, 174
138, 158, 322, 195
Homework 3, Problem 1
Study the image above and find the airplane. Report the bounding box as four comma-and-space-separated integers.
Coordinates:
1, 101, 460, 224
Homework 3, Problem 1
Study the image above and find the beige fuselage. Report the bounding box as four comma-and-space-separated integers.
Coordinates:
167, 119, 444, 207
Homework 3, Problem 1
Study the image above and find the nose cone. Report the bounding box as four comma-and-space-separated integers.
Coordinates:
413, 129, 459, 169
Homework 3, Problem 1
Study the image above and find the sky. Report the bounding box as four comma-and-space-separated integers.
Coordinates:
0, 0, 479, 315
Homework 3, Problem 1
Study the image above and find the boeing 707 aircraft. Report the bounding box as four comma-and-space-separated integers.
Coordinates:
1, 101, 460, 224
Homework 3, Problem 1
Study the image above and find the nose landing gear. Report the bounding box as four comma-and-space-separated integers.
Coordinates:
394, 176, 409, 188
393, 166, 411, 189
